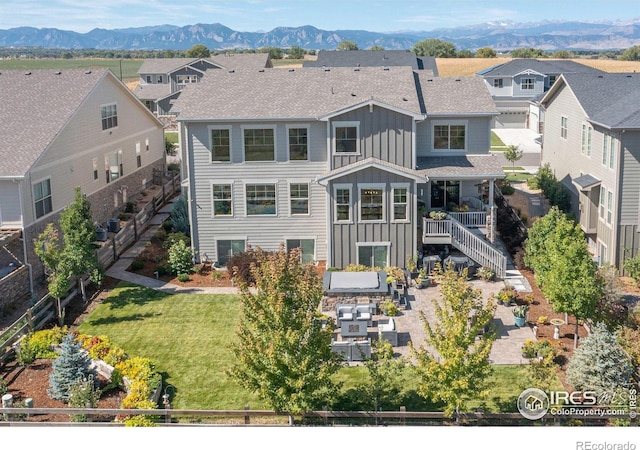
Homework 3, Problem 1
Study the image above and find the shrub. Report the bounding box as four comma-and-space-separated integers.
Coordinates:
48, 334, 96, 402
15, 342, 37, 366
381, 301, 399, 317
162, 219, 173, 232
623, 254, 640, 286
162, 231, 190, 250
125, 415, 157, 427
167, 239, 193, 276
522, 338, 555, 360
68, 375, 100, 422
130, 260, 144, 271
193, 264, 204, 275
477, 266, 495, 281
177, 273, 190, 282
170, 196, 190, 237
500, 183, 515, 195
228, 250, 260, 286
18, 326, 68, 363
155, 264, 170, 277
211, 270, 223, 281
167, 162, 180, 173
0, 376, 7, 396
537, 316, 548, 325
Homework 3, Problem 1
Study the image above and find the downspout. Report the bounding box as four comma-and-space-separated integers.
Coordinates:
182, 122, 197, 262
17, 179, 34, 296
325, 121, 333, 268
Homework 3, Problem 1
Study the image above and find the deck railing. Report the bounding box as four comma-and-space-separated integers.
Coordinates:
423, 217, 507, 278
447, 211, 487, 228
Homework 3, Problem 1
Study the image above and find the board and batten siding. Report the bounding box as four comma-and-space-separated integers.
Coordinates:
484, 77, 514, 98
0, 181, 22, 227
330, 106, 414, 170
513, 74, 545, 98
330, 167, 415, 269
619, 131, 640, 225
24, 75, 165, 227
186, 121, 328, 264
416, 116, 492, 157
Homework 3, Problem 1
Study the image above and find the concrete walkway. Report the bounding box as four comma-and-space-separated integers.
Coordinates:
491, 127, 542, 174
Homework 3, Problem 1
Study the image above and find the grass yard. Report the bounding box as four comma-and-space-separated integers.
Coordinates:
79, 282, 562, 414
164, 131, 179, 145
491, 131, 507, 150
77, 282, 262, 411
0, 58, 144, 79
504, 172, 534, 182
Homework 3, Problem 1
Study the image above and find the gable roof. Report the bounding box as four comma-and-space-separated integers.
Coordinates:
304, 50, 438, 76
542, 73, 640, 129
137, 54, 271, 75
315, 157, 426, 185
417, 74, 499, 116
0, 68, 107, 178
416, 155, 505, 178
477, 59, 604, 77
173, 66, 425, 120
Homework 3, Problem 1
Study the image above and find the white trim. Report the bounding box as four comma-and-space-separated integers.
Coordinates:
208, 125, 232, 163
332, 121, 360, 155
100, 102, 119, 131
358, 183, 386, 224
316, 160, 424, 185
597, 239, 608, 266
333, 183, 353, 224
391, 183, 410, 223
285, 124, 310, 162
560, 115, 568, 140
318, 99, 424, 121
210, 181, 235, 219
240, 124, 277, 163
288, 181, 311, 217
32, 176, 53, 220
431, 120, 468, 152
244, 181, 278, 217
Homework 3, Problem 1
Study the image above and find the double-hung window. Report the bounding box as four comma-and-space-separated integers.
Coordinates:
243, 128, 275, 161
360, 185, 384, 222
392, 185, 409, 221
433, 122, 466, 150
212, 184, 232, 216
136, 142, 142, 168
602, 134, 609, 166
493, 79, 503, 88
211, 128, 231, 162
101, 103, 118, 130
609, 135, 616, 170
33, 179, 52, 219
600, 187, 606, 220
288, 127, 308, 161
333, 122, 359, 153
289, 183, 309, 215
607, 190, 613, 225
246, 184, 276, 216
521, 78, 534, 90
335, 185, 351, 222
560, 116, 568, 139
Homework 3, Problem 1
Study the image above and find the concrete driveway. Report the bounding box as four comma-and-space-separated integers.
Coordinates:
492, 128, 542, 172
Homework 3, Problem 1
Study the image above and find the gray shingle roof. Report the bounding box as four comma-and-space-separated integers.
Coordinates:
304, 50, 438, 75
477, 59, 604, 77
573, 173, 601, 190
0, 68, 108, 177
173, 66, 424, 120
416, 155, 505, 178
133, 82, 172, 100
417, 74, 499, 115
315, 157, 425, 184
558, 73, 640, 129
137, 54, 271, 75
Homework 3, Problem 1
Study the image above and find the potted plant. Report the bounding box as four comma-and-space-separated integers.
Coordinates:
429, 210, 447, 220
513, 305, 529, 327
416, 267, 429, 289
381, 301, 399, 317
476, 266, 495, 282
406, 253, 418, 276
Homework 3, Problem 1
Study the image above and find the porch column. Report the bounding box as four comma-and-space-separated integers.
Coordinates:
488, 179, 496, 244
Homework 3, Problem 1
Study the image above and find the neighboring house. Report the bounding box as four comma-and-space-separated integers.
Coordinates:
0, 68, 166, 301
304, 50, 439, 76
539, 72, 640, 270
134, 53, 272, 115
477, 59, 604, 130
173, 66, 508, 276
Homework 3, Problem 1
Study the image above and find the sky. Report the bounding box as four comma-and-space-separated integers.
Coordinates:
0, 0, 638, 33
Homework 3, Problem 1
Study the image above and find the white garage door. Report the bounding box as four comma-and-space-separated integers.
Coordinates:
493, 111, 527, 129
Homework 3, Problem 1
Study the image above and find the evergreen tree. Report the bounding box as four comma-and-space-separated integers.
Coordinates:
48, 334, 96, 402
566, 322, 633, 392
227, 245, 341, 414
410, 268, 496, 419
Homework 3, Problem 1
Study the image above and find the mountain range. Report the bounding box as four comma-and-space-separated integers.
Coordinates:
1, 19, 640, 51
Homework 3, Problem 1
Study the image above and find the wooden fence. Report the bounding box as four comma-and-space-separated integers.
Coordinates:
0, 173, 180, 364
95, 172, 180, 269
0, 406, 636, 426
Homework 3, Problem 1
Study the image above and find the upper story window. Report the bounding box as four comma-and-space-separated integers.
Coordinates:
246, 183, 276, 216
334, 185, 352, 223
177, 74, 198, 84
359, 185, 385, 222
157, 75, 163, 83
493, 79, 503, 88
288, 127, 308, 161
560, 116, 568, 139
549, 75, 557, 87
101, 103, 118, 130
581, 125, 592, 157
521, 78, 535, 90
33, 179, 52, 219
433, 123, 466, 150
136, 142, 142, 168
210, 128, 231, 162
243, 127, 275, 162
92, 158, 98, 181
333, 122, 359, 154
607, 190, 613, 225
212, 184, 233, 216
146, 75, 152, 83
608, 135, 616, 170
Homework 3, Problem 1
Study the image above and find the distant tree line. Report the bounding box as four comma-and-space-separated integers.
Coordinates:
1, 42, 638, 61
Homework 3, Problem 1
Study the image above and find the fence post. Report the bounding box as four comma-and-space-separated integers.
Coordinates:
162, 183, 166, 203
2, 393, 13, 421
400, 406, 406, 426
133, 217, 138, 241
322, 405, 328, 426
112, 236, 117, 263
244, 404, 250, 425
27, 308, 33, 333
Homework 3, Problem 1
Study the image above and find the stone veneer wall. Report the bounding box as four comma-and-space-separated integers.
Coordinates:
23, 158, 166, 290
0, 266, 30, 306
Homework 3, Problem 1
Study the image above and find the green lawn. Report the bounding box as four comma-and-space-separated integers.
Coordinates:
491, 131, 507, 151
0, 58, 144, 79
164, 131, 179, 144
79, 282, 561, 413
504, 172, 534, 182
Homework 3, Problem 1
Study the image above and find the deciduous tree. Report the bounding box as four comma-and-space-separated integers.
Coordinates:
504, 144, 523, 175
412, 39, 457, 58
476, 47, 497, 58
337, 40, 358, 51
185, 44, 210, 58
410, 268, 496, 419
34, 224, 70, 323
228, 245, 341, 414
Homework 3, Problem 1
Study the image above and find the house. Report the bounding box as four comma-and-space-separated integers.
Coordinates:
0, 68, 166, 301
477, 59, 604, 131
303, 50, 439, 76
172, 66, 507, 276
539, 72, 640, 270
134, 53, 272, 115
